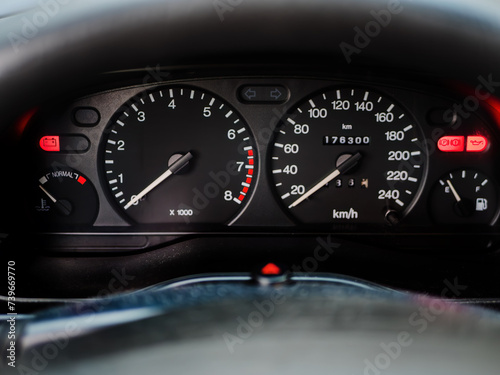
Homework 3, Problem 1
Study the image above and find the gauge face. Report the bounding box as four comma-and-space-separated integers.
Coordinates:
34, 168, 98, 226
102, 86, 256, 225
430, 170, 498, 224
271, 87, 426, 224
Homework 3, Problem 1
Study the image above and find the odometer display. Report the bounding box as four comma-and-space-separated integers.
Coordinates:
271, 87, 426, 224
102, 86, 257, 225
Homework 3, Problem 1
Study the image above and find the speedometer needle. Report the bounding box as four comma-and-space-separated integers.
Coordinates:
124, 152, 193, 210
288, 152, 362, 209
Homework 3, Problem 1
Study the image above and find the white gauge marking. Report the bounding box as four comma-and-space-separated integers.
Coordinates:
226, 110, 233, 118
281, 192, 291, 199
408, 177, 418, 182
131, 104, 138, 112
273, 169, 282, 174
169, 89, 174, 98
190, 90, 195, 99
105, 160, 114, 164
209, 98, 215, 106
108, 140, 116, 145
309, 99, 316, 108
364, 92, 369, 101
287, 118, 296, 125
403, 125, 413, 132
387, 104, 394, 112
399, 114, 405, 119
117, 120, 124, 126
109, 179, 118, 185
411, 151, 421, 156
237, 127, 246, 134
275, 143, 284, 148
395, 199, 405, 207
149, 94, 155, 102
482, 179, 488, 186
39, 176, 48, 185
115, 192, 124, 198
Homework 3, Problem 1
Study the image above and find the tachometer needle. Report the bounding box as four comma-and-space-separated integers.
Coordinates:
124, 152, 193, 210
446, 179, 462, 202
288, 152, 362, 209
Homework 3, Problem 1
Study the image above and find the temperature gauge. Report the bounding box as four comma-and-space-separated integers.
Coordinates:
430, 170, 498, 224
33, 168, 98, 226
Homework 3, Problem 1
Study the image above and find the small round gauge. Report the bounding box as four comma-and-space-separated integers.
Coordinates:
102, 86, 257, 225
34, 168, 98, 225
270, 87, 427, 224
430, 170, 498, 224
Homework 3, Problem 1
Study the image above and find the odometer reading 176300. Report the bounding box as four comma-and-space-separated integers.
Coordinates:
271, 87, 427, 224
102, 86, 257, 225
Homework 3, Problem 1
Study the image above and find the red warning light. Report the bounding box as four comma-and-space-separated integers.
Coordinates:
261, 263, 281, 275
437, 136, 464, 152
466, 136, 488, 152
77, 176, 87, 185
39, 136, 60, 152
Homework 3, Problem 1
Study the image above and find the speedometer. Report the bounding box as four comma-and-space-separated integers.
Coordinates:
270, 87, 427, 224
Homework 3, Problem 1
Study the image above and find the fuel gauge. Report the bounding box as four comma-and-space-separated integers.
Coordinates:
430, 170, 498, 224
33, 168, 98, 226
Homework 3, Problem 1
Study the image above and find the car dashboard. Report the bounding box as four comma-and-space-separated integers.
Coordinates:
1, 66, 500, 302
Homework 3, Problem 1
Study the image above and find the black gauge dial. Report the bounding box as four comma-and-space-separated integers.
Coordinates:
271, 87, 427, 224
430, 170, 498, 224
34, 168, 98, 226
102, 86, 257, 225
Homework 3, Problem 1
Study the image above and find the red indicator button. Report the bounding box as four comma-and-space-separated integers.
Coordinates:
39, 136, 60, 152
437, 136, 464, 152
261, 263, 281, 275
77, 176, 87, 185
466, 136, 488, 152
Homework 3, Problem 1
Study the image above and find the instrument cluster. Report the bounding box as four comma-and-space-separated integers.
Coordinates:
12, 75, 500, 237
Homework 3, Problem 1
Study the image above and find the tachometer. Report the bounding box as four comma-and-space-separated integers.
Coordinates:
271, 87, 426, 224
102, 86, 257, 225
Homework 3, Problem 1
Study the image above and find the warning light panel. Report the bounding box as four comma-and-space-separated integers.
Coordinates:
39, 136, 60, 152
466, 136, 488, 152
437, 136, 464, 152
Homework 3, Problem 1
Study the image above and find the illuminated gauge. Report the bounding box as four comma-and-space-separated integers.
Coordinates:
102, 86, 257, 225
430, 170, 498, 224
270, 87, 427, 224
34, 168, 98, 226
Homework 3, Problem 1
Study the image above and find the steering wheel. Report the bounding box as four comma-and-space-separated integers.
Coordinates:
2, 0, 500, 373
